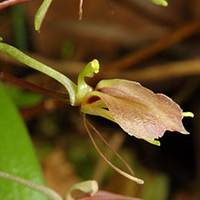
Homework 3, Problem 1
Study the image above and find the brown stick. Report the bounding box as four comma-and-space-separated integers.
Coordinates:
0, 71, 68, 100
111, 59, 200, 82
103, 21, 200, 74
0, 0, 31, 10
20, 99, 64, 121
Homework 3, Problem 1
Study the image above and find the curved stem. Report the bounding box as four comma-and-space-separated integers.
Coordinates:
0, 42, 77, 105
0, 171, 63, 200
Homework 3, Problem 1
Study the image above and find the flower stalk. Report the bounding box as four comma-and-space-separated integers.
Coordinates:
0, 41, 77, 105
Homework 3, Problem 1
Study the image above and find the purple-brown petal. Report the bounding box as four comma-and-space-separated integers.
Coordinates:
95, 79, 188, 140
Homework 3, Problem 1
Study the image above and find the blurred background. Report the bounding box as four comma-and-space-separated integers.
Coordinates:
0, 0, 200, 199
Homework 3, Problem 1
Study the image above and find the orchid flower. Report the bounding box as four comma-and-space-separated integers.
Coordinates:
0, 40, 193, 146
0, 40, 193, 183
80, 75, 191, 146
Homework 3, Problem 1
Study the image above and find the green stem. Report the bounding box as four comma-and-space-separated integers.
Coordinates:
0, 171, 63, 200
0, 42, 77, 105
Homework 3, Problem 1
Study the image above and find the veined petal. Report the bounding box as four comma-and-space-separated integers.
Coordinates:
95, 79, 189, 140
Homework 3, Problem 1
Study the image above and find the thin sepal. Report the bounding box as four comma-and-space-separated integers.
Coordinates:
83, 114, 144, 184
85, 118, 135, 176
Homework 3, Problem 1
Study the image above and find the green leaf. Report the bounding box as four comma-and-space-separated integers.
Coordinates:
0, 81, 48, 200
35, 0, 53, 31
147, 0, 168, 6
141, 172, 169, 200
6, 86, 43, 108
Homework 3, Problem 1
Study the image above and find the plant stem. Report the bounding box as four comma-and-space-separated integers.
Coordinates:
0, 42, 77, 105
0, 171, 63, 200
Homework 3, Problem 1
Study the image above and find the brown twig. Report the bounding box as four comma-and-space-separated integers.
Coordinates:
20, 99, 64, 121
115, 59, 200, 82
0, 0, 31, 10
102, 21, 200, 76
0, 71, 69, 101
111, 59, 200, 82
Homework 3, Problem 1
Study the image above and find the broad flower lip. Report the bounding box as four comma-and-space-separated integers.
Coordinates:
81, 78, 190, 142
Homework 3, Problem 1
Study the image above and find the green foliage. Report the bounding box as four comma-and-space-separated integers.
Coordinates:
12, 5, 28, 50
61, 39, 75, 60
35, 0, 53, 31
0, 81, 48, 200
6, 86, 43, 108
141, 172, 169, 200
67, 139, 100, 180
147, 0, 168, 6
